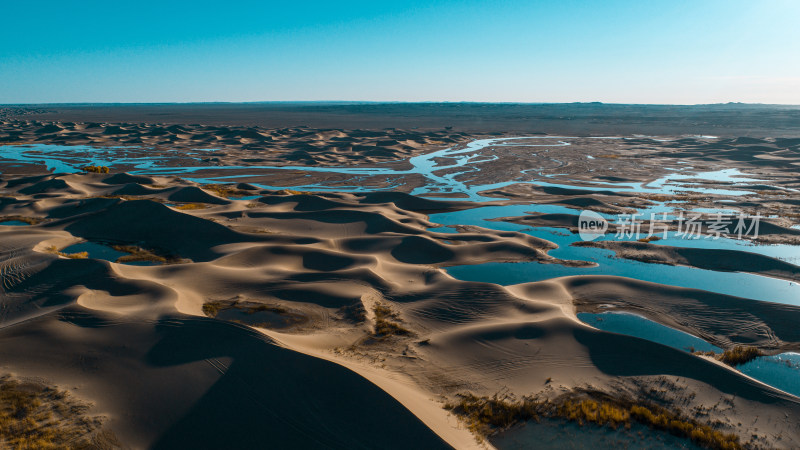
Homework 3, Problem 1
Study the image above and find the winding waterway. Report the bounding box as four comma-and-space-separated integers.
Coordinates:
2, 136, 800, 400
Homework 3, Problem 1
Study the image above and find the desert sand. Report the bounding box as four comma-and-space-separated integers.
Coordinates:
1, 104, 800, 449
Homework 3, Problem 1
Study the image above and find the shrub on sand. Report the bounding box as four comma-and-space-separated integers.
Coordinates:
203, 184, 249, 198
718, 346, 763, 366
445, 393, 539, 436
45, 245, 88, 259
339, 301, 367, 323
0, 374, 121, 448
112, 245, 167, 264
372, 303, 410, 337
175, 203, 208, 210
202, 301, 225, 318
445, 391, 743, 450
0, 215, 43, 225
692, 346, 764, 367
81, 165, 110, 173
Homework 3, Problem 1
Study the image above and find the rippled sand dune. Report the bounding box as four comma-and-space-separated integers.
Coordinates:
2, 105, 800, 449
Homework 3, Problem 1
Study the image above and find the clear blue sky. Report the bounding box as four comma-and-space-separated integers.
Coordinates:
2, 0, 798, 104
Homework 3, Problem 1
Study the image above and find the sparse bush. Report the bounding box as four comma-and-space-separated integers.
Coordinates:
629, 404, 741, 449
175, 203, 207, 210
112, 245, 167, 264
0, 215, 43, 225
692, 346, 763, 367
558, 399, 629, 429
373, 303, 410, 337
202, 301, 224, 318
339, 301, 367, 323
445, 391, 743, 450
201, 300, 306, 328
718, 346, 763, 366
276, 189, 313, 196
445, 393, 539, 436
247, 304, 288, 315
0, 374, 120, 448
80, 165, 110, 173
203, 184, 249, 198
45, 245, 88, 259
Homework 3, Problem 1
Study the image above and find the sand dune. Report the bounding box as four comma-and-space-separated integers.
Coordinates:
2, 169, 800, 448
0, 119, 470, 172
2, 114, 800, 447
560, 275, 800, 351
575, 240, 800, 282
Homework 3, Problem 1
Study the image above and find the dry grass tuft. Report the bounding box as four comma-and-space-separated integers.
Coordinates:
629, 404, 741, 449
338, 301, 367, 323
446, 391, 743, 450
718, 346, 763, 366
0, 374, 121, 449
45, 245, 88, 259
444, 393, 539, 437
111, 245, 168, 264
201, 299, 307, 329
0, 215, 43, 225
692, 346, 763, 367
175, 203, 208, 210
372, 303, 411, 337
558, 398, 630, 429
275, 189, 314, 196
203, 184, 249, 198
80, 165, 110, 173
202, 301, 224, 318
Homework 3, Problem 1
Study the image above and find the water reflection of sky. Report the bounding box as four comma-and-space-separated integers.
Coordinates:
3, 138, 800, 401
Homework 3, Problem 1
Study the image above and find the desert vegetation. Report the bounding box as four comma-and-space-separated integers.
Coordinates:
111, 245, 167, 264
338, 301, 367, 323
372, 303, 411, 337
444, 393, 539, 436
45, 245, 88, 259
638, 235, 662, 243
445, 391, 742, 449
203, 184, 250, 198
175, 203, 208, 210
202, 301, 225, 318
80, 165, 110, 174
718, 346, 764, 366
0, 215, 44, 225
0, 374, 120, 449
692, 345, 764, 367
202, 299, 307, 329
275, 189, 314, 196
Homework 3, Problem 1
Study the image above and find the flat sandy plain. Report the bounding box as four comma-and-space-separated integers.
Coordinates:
1, 103, 800, 449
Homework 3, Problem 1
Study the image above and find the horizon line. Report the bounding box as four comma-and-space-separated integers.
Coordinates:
3, 101, 800, 107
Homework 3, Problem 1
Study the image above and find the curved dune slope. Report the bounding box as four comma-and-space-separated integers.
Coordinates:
1, 172, 800, 448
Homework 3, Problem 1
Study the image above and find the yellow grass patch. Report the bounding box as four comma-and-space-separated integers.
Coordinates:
80, 165, 110, 173
175, 203, 208, 210
0, 374, 121, 449
45, 245, 88, 259
446, 392, 743, 449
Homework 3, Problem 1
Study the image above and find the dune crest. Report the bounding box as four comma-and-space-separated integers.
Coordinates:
1, 169, 799, 448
